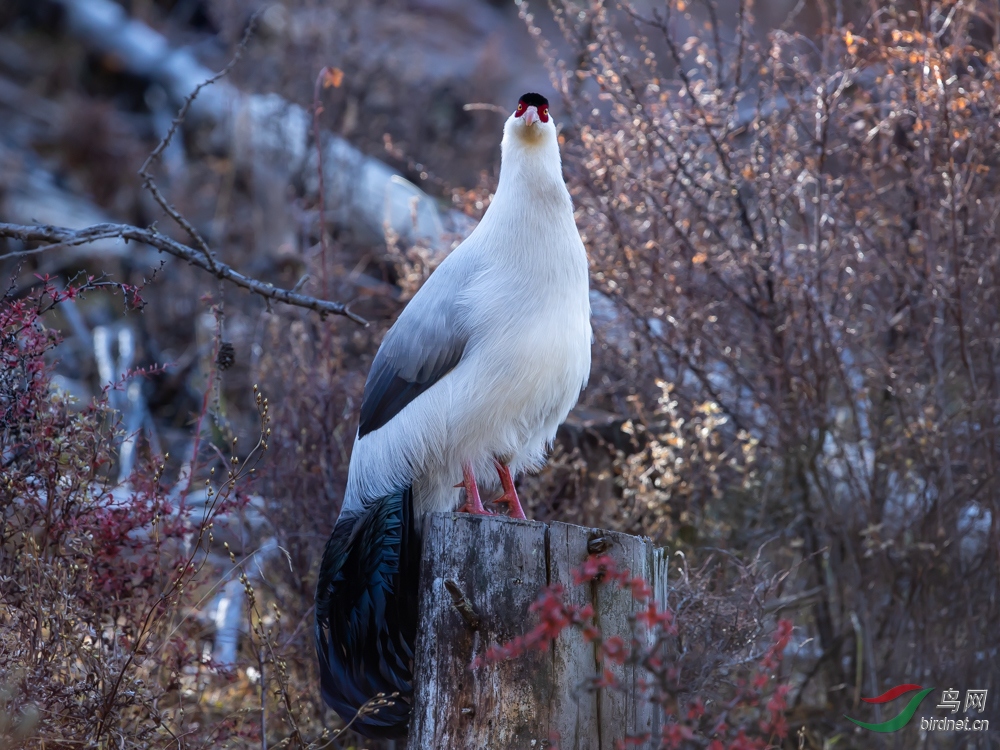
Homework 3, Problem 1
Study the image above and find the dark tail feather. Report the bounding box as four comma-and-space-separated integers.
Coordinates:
315, 486, 419, 739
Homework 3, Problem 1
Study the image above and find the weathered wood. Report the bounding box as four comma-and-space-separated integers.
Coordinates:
591, 527, 655, 743
408, 514, 552, 748
547, 522, 600, 749
407, 513, 667, 750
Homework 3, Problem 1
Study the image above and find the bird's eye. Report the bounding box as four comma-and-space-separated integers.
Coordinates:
516, 103, 525, 114
539, 105, 549, 122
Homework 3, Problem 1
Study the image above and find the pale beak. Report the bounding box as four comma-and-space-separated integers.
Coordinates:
522, 105, 539, 126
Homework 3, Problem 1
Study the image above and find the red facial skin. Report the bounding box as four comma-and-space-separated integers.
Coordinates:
515, 100, 549, 123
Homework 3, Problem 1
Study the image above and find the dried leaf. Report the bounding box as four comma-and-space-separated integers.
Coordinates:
323, 67, 344, 89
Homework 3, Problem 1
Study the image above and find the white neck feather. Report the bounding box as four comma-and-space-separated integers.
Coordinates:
496, 117, 566, 196
475, 115, 576, 250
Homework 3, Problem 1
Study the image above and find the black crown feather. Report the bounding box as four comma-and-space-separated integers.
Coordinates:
518, 92, 549, 107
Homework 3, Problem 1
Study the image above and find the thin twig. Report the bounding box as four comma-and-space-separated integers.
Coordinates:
258, 646, 267, 750
0, 222, 367, 324
0, 243, 61, 259
463, 102, 508, 114
138, 12, 262, 271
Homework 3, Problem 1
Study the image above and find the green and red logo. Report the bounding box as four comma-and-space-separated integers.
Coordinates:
845, 684, 935, 732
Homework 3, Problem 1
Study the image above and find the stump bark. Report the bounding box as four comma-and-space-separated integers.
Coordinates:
406, 513, 667, 750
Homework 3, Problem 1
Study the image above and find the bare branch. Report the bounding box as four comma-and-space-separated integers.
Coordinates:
53, 0, 475, 246
137, 12, 261, 271
462, 102, 508, 115
0, 222, 368, 325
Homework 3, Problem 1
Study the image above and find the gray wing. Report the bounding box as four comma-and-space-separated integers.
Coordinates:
357, 259, 471, 438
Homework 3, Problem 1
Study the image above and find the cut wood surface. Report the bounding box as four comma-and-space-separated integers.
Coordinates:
407, 513, 667, 750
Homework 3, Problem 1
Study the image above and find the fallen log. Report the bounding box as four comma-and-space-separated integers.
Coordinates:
408, 513, 667, 749
32, 0, 630, 339
50, 0, 473, 248
0, 141, 159, 265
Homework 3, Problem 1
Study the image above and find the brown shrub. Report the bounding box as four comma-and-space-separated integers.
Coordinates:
534, 0, 1000, 742
0, 280, 340, 749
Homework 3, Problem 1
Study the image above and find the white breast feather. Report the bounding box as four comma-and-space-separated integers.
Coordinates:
343, 110, 592, 518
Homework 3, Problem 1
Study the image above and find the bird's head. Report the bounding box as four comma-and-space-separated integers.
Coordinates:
505, 92, 556, 148
496, 92, 565, 197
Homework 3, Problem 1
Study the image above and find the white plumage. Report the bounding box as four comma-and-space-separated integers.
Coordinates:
343, 97, 592, 519
315, 93, 591, 739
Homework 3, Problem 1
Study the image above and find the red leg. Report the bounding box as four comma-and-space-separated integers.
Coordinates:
457, 463, 492, 515
493, 461, 527, 520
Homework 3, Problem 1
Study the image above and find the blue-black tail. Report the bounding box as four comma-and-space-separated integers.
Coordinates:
314, 486, 419, 739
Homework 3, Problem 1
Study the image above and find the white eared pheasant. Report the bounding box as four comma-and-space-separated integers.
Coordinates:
315, 92, 592, 738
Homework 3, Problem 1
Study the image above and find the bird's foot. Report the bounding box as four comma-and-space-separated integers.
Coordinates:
457, 463, 492, 516
493, 489, 525, 519
493, 461, 527, 520
458, 499, 493, 515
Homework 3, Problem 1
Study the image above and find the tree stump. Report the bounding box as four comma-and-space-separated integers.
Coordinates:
406, 513, 668, 750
